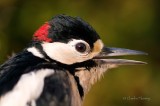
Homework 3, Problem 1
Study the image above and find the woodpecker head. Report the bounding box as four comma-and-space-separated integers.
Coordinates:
27, 14, 146, 95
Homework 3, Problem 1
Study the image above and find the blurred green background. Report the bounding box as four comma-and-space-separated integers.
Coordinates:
0, 0, 159, 106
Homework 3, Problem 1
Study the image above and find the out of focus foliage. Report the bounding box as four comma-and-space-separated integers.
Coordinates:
0, 0, 159, 106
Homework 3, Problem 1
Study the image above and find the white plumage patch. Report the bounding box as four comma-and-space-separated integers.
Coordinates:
27, 47, 44, 58
42, 39, 103, 65
0, 69, 54, 106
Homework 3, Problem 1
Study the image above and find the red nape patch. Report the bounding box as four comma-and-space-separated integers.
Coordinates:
33, 22, 52, 42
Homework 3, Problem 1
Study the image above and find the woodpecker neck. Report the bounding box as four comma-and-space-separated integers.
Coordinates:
74, 62, 109, 96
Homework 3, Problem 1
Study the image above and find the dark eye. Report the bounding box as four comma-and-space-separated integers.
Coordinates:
75, 42, 87, 53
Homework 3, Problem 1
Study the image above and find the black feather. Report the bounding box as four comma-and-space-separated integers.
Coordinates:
0, 51, 46, 96
48, 14, 100, 49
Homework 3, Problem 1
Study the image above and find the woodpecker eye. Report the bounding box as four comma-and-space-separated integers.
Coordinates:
75, 42, 87, 53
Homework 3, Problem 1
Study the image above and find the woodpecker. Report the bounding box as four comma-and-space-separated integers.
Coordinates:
0, 15, 146, 106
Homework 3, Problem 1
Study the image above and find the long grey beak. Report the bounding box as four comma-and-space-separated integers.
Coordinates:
94, 46, 147, 65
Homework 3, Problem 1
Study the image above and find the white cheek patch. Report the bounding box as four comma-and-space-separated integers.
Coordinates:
0, 69, 54, 106
42, 42, 78, 64
42, 39, 103, 65
42, 40, 91, 65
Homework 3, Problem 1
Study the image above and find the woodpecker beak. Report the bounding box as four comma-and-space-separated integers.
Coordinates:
94, 46, 147, 65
